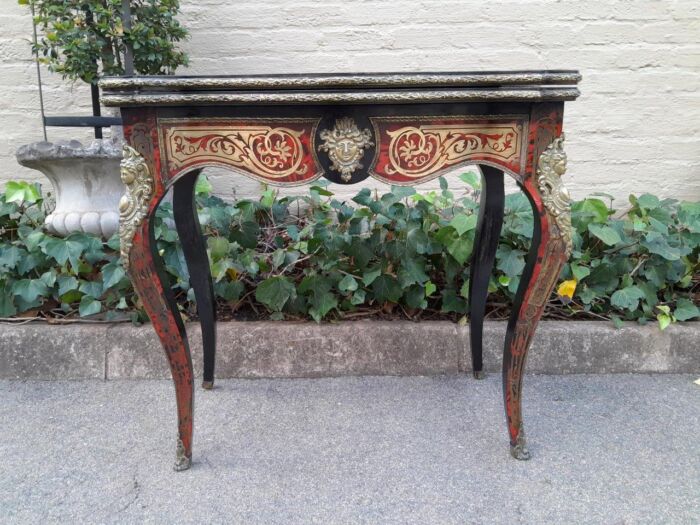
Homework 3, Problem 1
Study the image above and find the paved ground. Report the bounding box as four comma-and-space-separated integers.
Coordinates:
1, 374, 698, 524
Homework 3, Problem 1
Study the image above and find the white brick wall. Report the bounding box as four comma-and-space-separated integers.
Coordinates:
2, 0, 699, 204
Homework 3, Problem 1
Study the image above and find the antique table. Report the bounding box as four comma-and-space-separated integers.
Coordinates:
100, 71, 581, 471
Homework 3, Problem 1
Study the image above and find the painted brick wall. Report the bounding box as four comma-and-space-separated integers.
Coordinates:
2, 0, 699, 204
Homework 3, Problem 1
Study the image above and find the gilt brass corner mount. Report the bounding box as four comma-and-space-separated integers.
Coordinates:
537, 134, 573, 257
118, 145, 153, 270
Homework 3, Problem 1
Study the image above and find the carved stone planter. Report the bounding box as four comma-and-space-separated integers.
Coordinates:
15, 138, 123, 239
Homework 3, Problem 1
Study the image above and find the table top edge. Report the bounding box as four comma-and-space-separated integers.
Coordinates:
100, 70, 582, 94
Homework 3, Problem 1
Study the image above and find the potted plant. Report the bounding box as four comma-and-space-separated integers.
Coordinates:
15, 0, 188, 238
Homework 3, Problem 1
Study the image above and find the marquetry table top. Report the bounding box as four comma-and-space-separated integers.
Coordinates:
100, 70, 581, 106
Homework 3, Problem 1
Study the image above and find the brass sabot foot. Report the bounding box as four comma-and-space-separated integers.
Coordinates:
173, 438, 192, 471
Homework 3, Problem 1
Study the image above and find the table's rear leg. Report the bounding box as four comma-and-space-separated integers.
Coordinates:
503, 135, 571, 460
120, 144, 194, 471
468, 165, 504, 379
173, 170, 217, 390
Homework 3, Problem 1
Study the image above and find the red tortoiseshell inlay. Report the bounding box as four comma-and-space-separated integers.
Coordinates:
159, 118, 323, 184
370, 116, 526, 184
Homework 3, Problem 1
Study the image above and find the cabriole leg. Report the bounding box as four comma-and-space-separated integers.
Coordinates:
173, 170, 217, 390
503, 134, 572, 460
468, 165, 505, 379
119, 143, 194, 471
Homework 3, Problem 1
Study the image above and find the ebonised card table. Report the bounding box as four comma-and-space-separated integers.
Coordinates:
101, 71, 581, 471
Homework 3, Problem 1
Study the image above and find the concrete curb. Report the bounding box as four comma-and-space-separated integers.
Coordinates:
0, 320, 698, 380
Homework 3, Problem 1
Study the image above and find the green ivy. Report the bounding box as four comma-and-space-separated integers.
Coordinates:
1, 178, 698, 329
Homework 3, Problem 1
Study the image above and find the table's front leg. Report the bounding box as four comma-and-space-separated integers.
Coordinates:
503, 133, 572, 460
119, 144, 194, 471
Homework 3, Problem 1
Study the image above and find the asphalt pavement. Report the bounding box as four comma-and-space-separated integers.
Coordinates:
1, 374, 698, 524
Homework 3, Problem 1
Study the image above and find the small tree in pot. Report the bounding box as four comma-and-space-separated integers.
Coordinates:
16, 0, 188, 239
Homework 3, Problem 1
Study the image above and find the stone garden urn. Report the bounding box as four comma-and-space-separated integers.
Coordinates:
16, 136, 123, 239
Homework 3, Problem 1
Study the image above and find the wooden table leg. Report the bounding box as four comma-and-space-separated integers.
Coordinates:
119, 143, 195, 471
502, 125, 572, 459
468, 165, 505, 379
173, 170, 217, 390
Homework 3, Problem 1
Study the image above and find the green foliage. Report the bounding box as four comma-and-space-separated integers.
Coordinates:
19, 0, 188, 84
1, 178, 698, 328
0, 181, 135, 319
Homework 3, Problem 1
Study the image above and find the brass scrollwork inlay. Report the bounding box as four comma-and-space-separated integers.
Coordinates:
318, 117, 374, 181
118, 145, 153, 270
384, 124, 520, 178
537, 134, 573, 257
166, 125, 310, 179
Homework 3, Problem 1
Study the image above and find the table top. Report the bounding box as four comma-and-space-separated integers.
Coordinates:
100, 70, 581, 106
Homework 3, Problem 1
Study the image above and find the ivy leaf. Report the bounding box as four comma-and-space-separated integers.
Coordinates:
308, 292, 337, 322
41, 237, 86, 269
425, 281, 437, 297
338, 274, 358, 293
4, 181, 41, 204
57, 275, 79, 297
40, 270, 57, 288
497, 245, 526, 277
404, 284, 426, 308
571, 263, 590, 281
210, 257, 236, 282
637, 193, 660, 211
441, 289, 467, 313
450, 214, 477, 236
215, 280, 244, 302
208, 237, 230, 260
578, 285, 597, 305
641, 232, 680, 261
588, 223, 622, 246
102, 262, 127, 289
16, 252, 41, 275
459, 171, 481, 189
573, 198, 609, 227
347, 239, 372, 268
406, 227, 431, 255
350, 289, 366, 305
230, 221, 260, 249
195, 175, 213, 196
255, 276, 295, 312
610, 285, 645, 310
372, 275, 403, 303
0, 246, 22, 270
79, 280, 103, 298
362, 266, 381, 286
271, 249, 286, 269
0, 282, 17, 317
79, 296, 102, 317
447, 233, 474, 265
398, 257, 429, 286
673, 298, 699, 321
352, 188, 373, 206
390, 186, 416, 199
657, 313, 672, 330
18, 226, 43, 248
12, 279, 49, 303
